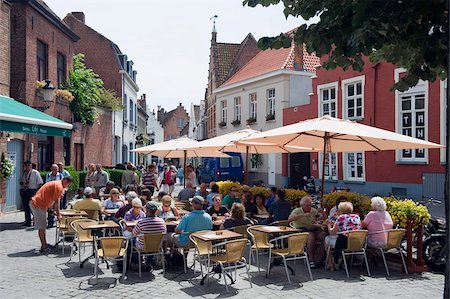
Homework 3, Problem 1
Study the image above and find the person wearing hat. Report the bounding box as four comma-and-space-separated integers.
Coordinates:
132, 201, 167, 251
173, 195, 213, 248
155, 195, 179, 220
72, 187, 102, 220
121, 198, 146, 238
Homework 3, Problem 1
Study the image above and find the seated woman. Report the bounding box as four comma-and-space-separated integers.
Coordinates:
122, 198, 146, 238
155, 195, 179, 220
206, 195, 229, 217
362, 196, 393, 248
103, 188, 125, 209
254, 193, 268, 215
326, 201, 362, 270
241, 191, 257, 217
220, 203, 253, 230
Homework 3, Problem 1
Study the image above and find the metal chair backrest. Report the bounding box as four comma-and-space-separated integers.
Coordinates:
71, 219, 96, 240
142, 233, 164, 253
232, 224, 252, 238
287, 232, 309, 255
190, 234, 212, 256
100, 237, 126, 257
346, 230, 368, 251
65, 217, 84, 234
386, 229, 405, 250
247, 225, 269, 248
223, 238, 247, 263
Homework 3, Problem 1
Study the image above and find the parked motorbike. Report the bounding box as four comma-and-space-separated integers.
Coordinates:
422, 217, 447, 273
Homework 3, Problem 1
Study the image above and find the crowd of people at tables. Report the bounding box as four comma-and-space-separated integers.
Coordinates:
69, 164, 395, 272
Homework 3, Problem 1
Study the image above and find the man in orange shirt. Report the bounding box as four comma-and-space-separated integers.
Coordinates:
30, 176, 73, 252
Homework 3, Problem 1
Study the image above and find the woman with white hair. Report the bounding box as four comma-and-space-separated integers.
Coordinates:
362, 196, 393, 248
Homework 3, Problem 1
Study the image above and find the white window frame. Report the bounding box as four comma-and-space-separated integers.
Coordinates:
341, 75, 365, 120
317, 81, 338, 117
318, 152, 338, 180
250, 153, 259, 171
249, 93, 257, 120
440, 79, 447, 164
343, 152, 365, 181
234, 96, 241, 121
394, 68, 429, 163
266, 88, 276, 117
220, 100, 227, 123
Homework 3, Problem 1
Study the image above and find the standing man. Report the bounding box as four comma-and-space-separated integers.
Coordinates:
30, 176, 73, 252
57, 162, 70, 209
94, 164, 109, 195
45, 164, 63, 228
20, 161, 43, 227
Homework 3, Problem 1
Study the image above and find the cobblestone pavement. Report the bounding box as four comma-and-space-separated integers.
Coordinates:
0, 211, 444, 299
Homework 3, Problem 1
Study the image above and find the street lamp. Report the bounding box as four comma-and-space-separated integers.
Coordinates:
41, 80, 55, 102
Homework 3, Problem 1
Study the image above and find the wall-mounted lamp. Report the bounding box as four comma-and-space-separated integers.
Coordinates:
42, 80, 55, 102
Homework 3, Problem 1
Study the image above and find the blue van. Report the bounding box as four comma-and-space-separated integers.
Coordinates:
198, 152, 244, 183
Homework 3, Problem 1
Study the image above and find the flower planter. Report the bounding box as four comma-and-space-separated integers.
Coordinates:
405, 219, 427, 273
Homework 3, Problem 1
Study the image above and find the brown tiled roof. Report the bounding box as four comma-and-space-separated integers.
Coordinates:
215, 43, 241, 86
303, 47, 320, 73
221, 47, 293, 87
226, 33, 260, 80
221, 43, 320, 87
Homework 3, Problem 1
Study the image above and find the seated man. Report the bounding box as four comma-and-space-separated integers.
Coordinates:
222, 186, 241, 210
72, 187, 102, 220
132, 201, 167, 251
288, 196, 327, 268
178, 181, 196, 201
265, 189, 291, 224
98, 181, 115, 200
173, 196, 213, 248
195, 183, 209, 201
114, 191, 139, 219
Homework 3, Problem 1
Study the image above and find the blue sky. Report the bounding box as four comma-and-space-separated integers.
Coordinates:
45, 0, 309, 112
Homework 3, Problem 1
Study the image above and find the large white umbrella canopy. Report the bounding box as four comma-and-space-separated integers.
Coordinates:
132, 137, 229, 187
237, 115, 444, 197
131, 137, 229, 158
194, 127, 310, 154
193, 128, 311, 184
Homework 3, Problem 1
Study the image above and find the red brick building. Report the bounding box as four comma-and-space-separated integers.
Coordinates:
64, 12, 139, 167
283, 57, 446, 200
9, 0, 79, 170
157, 103, 189, 141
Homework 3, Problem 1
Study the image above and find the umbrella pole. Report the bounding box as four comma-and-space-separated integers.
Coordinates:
320, 133, 329, 202
245, 146, 249, 185
183, 150, 187, 188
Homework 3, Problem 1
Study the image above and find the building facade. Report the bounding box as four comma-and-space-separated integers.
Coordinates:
0, 0, 10, 96
214, 43, 318, 186
64, 12, 139, 166
283, 57, 446, 199
10, 0, 79, 170
146, 108, 164, 165
157, 103, 189, 141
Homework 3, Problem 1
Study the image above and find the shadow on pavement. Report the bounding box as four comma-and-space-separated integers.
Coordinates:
0, 222, 27, 231
7, 249, 41, 257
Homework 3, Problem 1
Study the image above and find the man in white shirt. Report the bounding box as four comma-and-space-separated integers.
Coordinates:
94, 164, 109, 193
20, 161, 43, 227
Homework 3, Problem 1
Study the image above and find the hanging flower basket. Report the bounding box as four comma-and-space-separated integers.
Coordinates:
218, 121, 227, 128
246, 117, 256, 125
231, 119, 241, 126
0, 154, 14, 180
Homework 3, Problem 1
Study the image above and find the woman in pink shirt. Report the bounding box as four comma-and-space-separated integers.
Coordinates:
362, 196, 393, 248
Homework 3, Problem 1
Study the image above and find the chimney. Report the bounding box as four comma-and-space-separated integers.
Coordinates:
72, 12, 85, 24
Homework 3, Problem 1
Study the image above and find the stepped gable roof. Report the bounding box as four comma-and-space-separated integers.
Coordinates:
215, 42, 241, 86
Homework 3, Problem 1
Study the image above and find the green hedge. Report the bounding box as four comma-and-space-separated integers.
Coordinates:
39, 168, 141, 191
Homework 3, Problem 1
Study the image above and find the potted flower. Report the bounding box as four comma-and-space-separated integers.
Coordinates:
35, 80, 46, 97
246, 117, 257, 125
218, 121, 227, 128
55, 89, 74, 103
0, 153, 14, 180
231, 119, 241, 126
266, 113, 275, 121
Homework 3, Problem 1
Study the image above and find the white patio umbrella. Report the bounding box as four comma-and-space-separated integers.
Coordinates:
193, 128, 311, 184
131, 137, 229, 187
237, 115, 444, 198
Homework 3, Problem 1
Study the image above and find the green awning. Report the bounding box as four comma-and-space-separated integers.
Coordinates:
0, 95, 72, 137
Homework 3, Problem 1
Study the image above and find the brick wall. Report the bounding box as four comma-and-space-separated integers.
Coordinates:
71, 108, 113, 167
0, 0, 10, 96
63, 13, 122, 96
